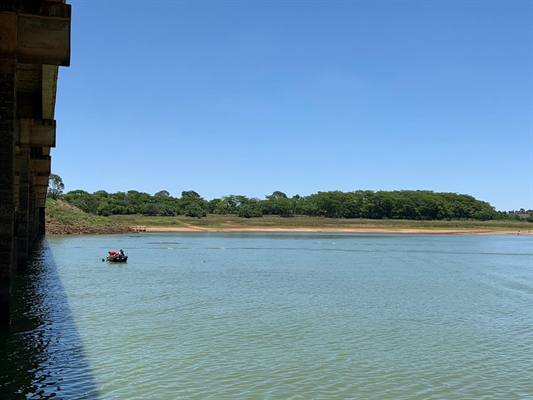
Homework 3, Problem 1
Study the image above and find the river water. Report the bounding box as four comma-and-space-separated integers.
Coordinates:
0, 232, 531, 399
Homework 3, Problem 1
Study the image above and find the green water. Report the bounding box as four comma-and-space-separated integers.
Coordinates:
1, 233, 532, 399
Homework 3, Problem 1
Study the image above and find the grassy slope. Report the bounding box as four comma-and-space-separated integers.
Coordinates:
109, 214, 532, 232
46, 199, 531, 233
45, 199, 129, 234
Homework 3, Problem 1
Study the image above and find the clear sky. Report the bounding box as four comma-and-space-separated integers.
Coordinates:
53, 0, 532, 211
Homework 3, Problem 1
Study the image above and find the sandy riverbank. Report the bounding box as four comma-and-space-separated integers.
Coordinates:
142, 227, 531, 235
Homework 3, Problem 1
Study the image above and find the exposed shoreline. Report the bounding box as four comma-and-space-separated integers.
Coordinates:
142, 226, 531, 235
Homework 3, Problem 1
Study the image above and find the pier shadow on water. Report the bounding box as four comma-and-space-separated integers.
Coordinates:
0, 238, 100, 399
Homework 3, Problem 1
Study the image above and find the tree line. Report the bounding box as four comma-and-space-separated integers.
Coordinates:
46, 176, 531, 222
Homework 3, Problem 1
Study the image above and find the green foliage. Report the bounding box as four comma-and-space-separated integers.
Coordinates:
182, 190, 201, 199
183, 203, 207, 218
270, 191, 288, 199
300, 190, 499, 221
158, 203, 177, 216
207, 198, 221, 213
264, 192, 295, 217
45, 198, 127, 233
178, 190, 207, 217
238, 200, 263, 218
47, 173, 65, 200
214, 195, 242, 215
61, 187, 520, 223
154, 190, 170, 197
142, 203, 160, 216
62, 190, 99, 214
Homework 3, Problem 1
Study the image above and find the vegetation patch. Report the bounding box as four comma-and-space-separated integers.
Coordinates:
109, 214, 531, 232
45, 176, 531, 234
46, 199, 130, 234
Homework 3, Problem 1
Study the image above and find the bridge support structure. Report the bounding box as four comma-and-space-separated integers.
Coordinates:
0, 0, 70, 327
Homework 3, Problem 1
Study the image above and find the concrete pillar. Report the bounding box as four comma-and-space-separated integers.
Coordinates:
28, 177, 36, 251
0, 56, 16, 327
39, 207, 45, 235
17, 148, 30, 271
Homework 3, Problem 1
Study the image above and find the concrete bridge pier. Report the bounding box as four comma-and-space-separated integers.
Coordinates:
0, 57, 17, 327
17, 148, 31, 270
0, 0, 71, 327
29, 178, 38, 251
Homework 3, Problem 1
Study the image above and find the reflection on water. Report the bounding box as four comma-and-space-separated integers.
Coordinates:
0, 240, 99, 399
0, 233, 532, 399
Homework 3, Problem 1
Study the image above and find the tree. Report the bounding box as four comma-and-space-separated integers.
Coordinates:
155, 190, 170, 197
158, 203, 176, 216
182, 190, 201, 199
47, 173, 64, 199
207, 198, 221, 213
238, 199, 263, 218
270, 191, 288, 199
63, 190, 99, 213
178, 190, 207, 216
142, 203, 160, 216
214, 196, 237, 214
184, 203, 206, 218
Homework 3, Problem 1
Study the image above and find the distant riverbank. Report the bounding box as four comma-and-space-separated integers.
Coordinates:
117, 214, 531, 235
141, 226, 530, 235
47, 225, 530, 235
45, 200, 531, 235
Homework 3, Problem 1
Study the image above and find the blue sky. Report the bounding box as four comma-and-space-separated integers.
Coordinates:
53, 0, 532, 211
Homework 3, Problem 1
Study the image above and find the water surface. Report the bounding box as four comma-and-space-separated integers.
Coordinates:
1, 233, 532, 399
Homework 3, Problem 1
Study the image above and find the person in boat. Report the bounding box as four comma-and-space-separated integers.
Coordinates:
119, 249, 125, 261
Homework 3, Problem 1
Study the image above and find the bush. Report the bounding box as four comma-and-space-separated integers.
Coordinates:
184, 203, 206, 218
238, 203, 263, 218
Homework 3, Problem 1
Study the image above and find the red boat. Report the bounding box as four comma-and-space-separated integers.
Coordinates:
106, 250, 128, 263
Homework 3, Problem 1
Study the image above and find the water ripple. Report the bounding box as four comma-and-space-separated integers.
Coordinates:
3, 234, 532, 399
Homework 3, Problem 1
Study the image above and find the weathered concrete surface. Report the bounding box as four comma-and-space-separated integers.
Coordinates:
17, 148, 30, 270
29, 178, 36, 249
0, 0, 70, 327
0, 57, 16, 327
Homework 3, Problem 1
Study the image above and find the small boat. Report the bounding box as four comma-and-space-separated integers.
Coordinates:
104, 250, 128, 263
106, 254, 128, 263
